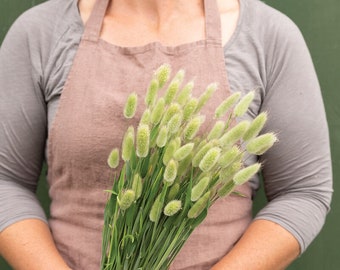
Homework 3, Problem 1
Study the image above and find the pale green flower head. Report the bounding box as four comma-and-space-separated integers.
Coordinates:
183, 98, 198, 121
164, 79, 180, 105
217, 180, 235, 198
118, 189, 135, 210
207, 120, 225, 140
167, 112, 183, 135
163, 138, 180, 165
196, 83, 218, 112
167, 183, 180, 201
232, 91, 255, 118
122, 126, 135, 162
107, 148, 119, 169
233, 163, 261, 185
243, 112, 268, 141
177, 81, 194, 106
192, 141, 212, 167
214, 92, 241, 118
136, 124, 150, 158
149, 194, 163, 222
246, 132, 277, 155
161, 103, 181, 126
218, 146, 242, 168
124, 92, 138, 119
140, 108, 151, 125
219, 120, 250, 148
183, 115, 205, 141
191, 176, 210, 202
156, 126, 168, 148
164, 159, 178, 185
199, 147, 221, 172
155, 64, 171, 89
132, 173, 143, 200
145, 78, 159, 107
151, 97, 165, 125
173, 142, 195, 161
164, 200, 182, 216
219, 161, 242, 183
187, 191, 211, 219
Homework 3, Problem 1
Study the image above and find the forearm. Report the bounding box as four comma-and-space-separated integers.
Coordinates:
0, 219, 71, 270
211, 219, 300, 270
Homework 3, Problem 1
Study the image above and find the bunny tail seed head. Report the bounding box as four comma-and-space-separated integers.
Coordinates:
107, 148, 120, 169
145, 79, 159, 107
151, 97, 165, 125
196, 83, 218, 112
156, 126, 168, 148
207, 121, 225, 140
219, 120, 250, 147
155, 64, 171, 88
199, 147, 221, 172
214, 92, 241, 118
164, 159, 178, 185
177, 81, 194, 106
164, 200, 182, 216
233, 163, 261, 185
187, 191, 211, 219
183, 98, 198, 121
232, 91, 255, 118
118, 189, 135, 210
136, 124, 150, 157
173, 142, 195, 161
132, 173, 143, 200
122, 126, 135, 162
246, 132, 278, 155
191, 176, 210, 202
243, 112, 268, 141
183, 115, 205, 141
124, 93, 138, 119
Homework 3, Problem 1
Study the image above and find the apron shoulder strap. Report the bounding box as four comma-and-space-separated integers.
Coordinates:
204, 0, 223, 43
82, 0, 110, 42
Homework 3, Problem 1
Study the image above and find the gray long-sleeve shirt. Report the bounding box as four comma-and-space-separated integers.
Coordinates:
0, 0, 333, 254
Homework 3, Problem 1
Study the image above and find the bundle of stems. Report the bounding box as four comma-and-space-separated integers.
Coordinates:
100, 64, 277, 270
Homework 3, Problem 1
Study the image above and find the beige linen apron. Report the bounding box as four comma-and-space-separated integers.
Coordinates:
47, 0, 252, 269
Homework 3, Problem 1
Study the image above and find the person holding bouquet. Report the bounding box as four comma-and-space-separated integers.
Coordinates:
0, 0, 332, 269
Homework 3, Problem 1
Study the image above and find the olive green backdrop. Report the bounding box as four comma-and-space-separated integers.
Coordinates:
0, 0, 339, 269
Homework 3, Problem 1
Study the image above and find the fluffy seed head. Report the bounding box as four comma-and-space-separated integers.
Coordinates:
207, 121, 225, 140
155, 64, 171, 88
196, 83, 218, 112
187, 191, 211, 219
217, 180, 235, 198
246, 132, 277, 155
149, 194, 163, 222
156, 126, 168, 148
132, 173, 143, 200
163, 138, 180, 165
107, 148, 119, 169
165, 80, 180, 105
122, 126, 135, 162
183, 98, 198, 121
192, 141, 212, 167
145, 79, 159, 107
214, 92, 241, 118
243, 112, 268, 141
219, 161, 242, 183
173, 143, 195, 161
167, 183, 180, 201
124, 93, 138, 119
118, 189, 135, 210
164, 159, 178, 185
167, 112, 183, 134
199, 147, 221, 172
163, 200, 182, 216
183, 115, 205, 141
218, 146, 242, 168
233, 163, 261, 185
136, 124, 150, 157
191, 176, 210, 202
219, 120, 250, 147
140, 108, 151, 125
151, 97, 165, 125
232, 91, 255, 117
177, 81, 194, 106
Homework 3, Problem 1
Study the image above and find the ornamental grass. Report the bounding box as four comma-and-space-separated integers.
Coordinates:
101, 64, 277, 270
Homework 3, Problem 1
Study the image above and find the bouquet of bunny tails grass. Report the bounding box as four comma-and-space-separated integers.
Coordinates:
100, 64, 277, 270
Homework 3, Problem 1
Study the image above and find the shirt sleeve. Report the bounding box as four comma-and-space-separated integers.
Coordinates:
253, 13, 333, 253
0, 11, 48, 231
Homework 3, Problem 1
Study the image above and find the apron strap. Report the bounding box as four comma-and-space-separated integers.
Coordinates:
83, 0, 110, 42
204, 0, 223, 43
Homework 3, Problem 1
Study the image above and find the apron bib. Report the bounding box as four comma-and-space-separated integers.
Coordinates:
47, 0, 252, 269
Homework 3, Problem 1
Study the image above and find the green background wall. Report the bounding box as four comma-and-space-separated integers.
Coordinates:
0, 0, 339, 269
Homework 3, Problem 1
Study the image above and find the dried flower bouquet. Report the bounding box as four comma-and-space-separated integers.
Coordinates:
100, 64, 276, 270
